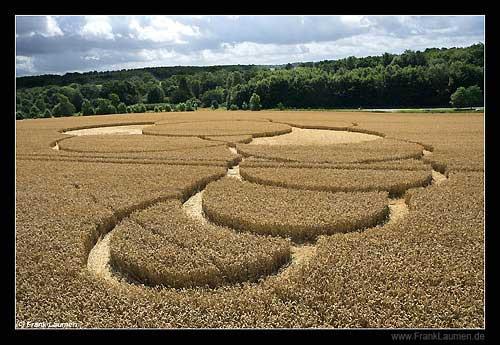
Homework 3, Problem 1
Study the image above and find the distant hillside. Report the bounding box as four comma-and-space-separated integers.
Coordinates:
16, 64, 268, 89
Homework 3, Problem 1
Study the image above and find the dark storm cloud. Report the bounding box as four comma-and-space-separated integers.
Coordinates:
16, 16, 48, 36
366, 15, 484, 37
184, 16, 369, 45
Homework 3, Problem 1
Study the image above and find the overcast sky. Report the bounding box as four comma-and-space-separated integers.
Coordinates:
15, 15, 485, 77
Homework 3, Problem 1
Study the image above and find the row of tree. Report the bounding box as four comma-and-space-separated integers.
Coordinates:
16, 43, 484, 119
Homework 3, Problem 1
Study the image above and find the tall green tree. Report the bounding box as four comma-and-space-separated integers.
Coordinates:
466, 85, 483, 106
29, 105, 41, 118
170, 76, 192, 103
81, 100, 95, 116
450, 85, 483, 108
117, 102, 128, 114
79, 84, 100, 100
60, 86, 84, 111
249, 93, 261, 111
52, 97, 76, 117
147, 86, 165, 103
94, 98, 117, 115
109, 93, 120, 107
201, 87, 226, 107
34, 98, 47, 112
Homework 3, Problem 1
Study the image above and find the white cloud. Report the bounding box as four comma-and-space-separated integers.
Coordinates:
45, 16, 63, 37
129, 16, 200, 43
81, 16, 114, 40
15, 16, 64, 38
136, 48, 177, 61
303, 32, 484, 60
16, 55, 35, 74
83, 55, 100, 61
220, 41, 309, 59
340, 15, 372, 28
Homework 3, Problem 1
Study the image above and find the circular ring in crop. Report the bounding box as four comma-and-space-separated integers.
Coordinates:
109, 200, 291, 288
239, 166, 432, 197
202, 178, 390, 241
58, 135, 223, 153
142, 120, 292, 137
236, 138, 424, 163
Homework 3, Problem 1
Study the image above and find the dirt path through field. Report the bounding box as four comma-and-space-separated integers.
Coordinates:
87, 233, 115, 283
180, 148, 319, 281
87, 231, 139, 285
182, 191, 207, 224
277, 244, 316, 279
388, 198, 409, 224
422, 150, 448, 185
183, 146, 242, 223
431, 170, 447, 185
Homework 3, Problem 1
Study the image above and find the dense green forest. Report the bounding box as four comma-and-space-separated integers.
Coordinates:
16, 43, 484, 119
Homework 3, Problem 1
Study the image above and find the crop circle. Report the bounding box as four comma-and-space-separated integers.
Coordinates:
142, 120, 292, 137
58, 135, 222, 153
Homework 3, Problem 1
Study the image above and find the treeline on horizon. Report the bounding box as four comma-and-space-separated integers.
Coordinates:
16, 43, 484, 119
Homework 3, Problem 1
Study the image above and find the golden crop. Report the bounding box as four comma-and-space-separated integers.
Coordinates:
142, 120, 292, 137
236, 138, 423, 163
15, 111, 484, 328
240, 157, 431, 171
271, 171, 484, 328
204, 135, 254, 145
19, 135, 241, 167
110, 199, 291, 288
154, 112, 272, 124
240, 166, 432, 196
17, 155, 238, 168
203, 178, 389, 241
58, 135, 224, 153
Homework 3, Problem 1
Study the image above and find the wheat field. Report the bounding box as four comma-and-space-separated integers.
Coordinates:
15, 110, 484, 328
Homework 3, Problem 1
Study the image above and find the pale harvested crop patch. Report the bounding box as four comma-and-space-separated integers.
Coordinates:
249, 127, 380, 145
64, 124, 152, 136
203, 178, 389, 241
